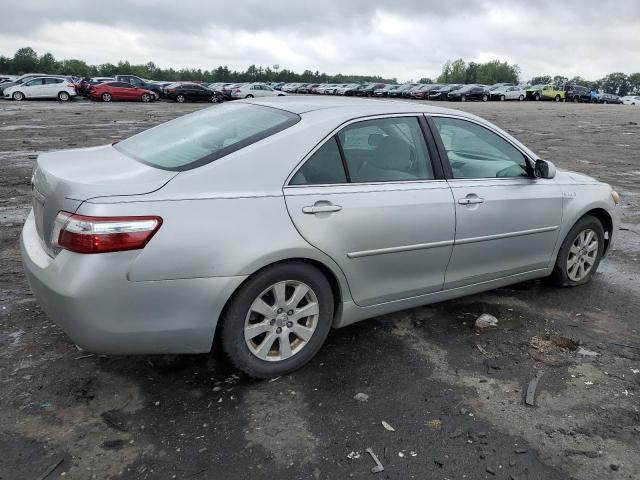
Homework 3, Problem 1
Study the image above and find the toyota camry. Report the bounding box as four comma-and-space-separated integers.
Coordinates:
21, 97, 620, 378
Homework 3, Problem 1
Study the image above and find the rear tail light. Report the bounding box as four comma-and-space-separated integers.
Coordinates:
52, 211, 162, 254
234, 88, 240, 93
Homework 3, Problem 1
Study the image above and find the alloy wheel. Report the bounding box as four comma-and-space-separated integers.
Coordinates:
566, 229, 598, 282
244, 280, 319, 362
102, 93, 112, 102
13, 92, 24, 101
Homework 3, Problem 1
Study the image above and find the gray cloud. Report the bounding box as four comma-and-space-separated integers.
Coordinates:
0, 0, 638, 80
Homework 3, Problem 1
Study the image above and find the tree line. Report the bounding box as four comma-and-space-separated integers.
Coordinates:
1, 47, 639, 95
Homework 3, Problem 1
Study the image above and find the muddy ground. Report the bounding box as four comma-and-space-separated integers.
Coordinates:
0, 98, 639, 480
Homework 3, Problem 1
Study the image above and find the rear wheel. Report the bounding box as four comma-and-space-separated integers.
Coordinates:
554, 95, 561, 102
176, 94, 186, 103
551, 215, 604, 286
12, 91, 24, 101
482, 94, 488, 102
500, 95, 506, 101
220, 262, 334, 378
58, 91, 70, 101
210, 94, 220, 103
461, 94, 467, 102
245, 94, 254, 98
101, 93, 112, 102
534, 92, 541, 101
518, 94, 525, 101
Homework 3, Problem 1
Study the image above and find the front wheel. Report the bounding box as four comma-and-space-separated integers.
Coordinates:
220, 262, 334, 378
211, 95, 220, 103
12, 91, 24, 101
551, 215, 604, 286
534, 93, 541, 101
176, 94, 186, 103
245, 94, 254, 98
482, 94, 488, 102
461, 95, 466, 102
500, 95, 506, 101
141, 93, 151, 102
102, 93, 112, 102
518, 94, 524, 101
555, 95, 561, 102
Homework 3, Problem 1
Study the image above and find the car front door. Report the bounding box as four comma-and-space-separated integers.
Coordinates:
429, 115, 563, 289
22, 78, 44, 98
284, 115, 455, 307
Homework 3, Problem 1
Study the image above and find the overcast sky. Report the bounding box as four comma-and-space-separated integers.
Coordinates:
0, 0, 638, 81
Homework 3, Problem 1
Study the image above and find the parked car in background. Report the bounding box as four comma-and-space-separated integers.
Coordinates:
401, 84, 424, 98
114, 75, 164, 99
21, 97, 619, 379
89, 81, 155, 102
338, 83, 362, 96
271, 82, 286, 91
621, 95, 640, 105
230, 84, 286, 99
487, 83, 517, 91
388, 83, 418, 98
490, 85, 526, 101
597, 93, 623, 104
565, 85, 591, 102
164, 83, 224, 103
0, 73, 50, 95
297, 84, 319, 94
526, 84, 565, 101
355, 83, 386, 96
409, 84, 437, 99
448, 84, 489, 102
282, 83, 303, 93
429, 84, 463, 100
374, 84, 399, 97
79, 77, 115, 96
3, 76, 77, 101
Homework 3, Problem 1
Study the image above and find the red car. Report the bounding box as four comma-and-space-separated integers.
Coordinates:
89, 81, 155, 102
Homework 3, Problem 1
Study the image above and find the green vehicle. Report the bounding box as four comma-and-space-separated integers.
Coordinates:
526, 84, 566, 102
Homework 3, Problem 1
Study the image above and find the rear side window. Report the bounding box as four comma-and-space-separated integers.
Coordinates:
115, 103, 300, 171
290, 137, 346, 185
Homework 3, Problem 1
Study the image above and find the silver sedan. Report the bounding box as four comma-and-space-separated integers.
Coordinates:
21, 98, 620, 378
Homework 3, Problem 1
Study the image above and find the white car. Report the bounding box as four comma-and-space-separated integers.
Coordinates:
281, 83, 302, 93
491, 85, 526, 101
4, 76, 77, 101
230, 84, 286, 99
621, 95, 640, 106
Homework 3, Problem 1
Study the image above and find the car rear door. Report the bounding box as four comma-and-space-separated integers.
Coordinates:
428, 115, 563, 289
284, 115, 455, 307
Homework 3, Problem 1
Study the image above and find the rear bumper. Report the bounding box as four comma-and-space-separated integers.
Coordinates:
21, 211, 246, 354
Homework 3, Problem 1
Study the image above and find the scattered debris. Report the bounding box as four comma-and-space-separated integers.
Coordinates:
347, 451, 360, 460
575, 347, 599, 362
268, 376, 281, 383
476, 344, 491, 357
475, 314, 498, 330
584, 381, 594, 386
381, 420, 395, 432
74, 354, 94, 360
632, 369, 639, 374
426, 419, 443, 430
410, 451, 417, 457
525, 370, 544, 406
398, 451, 404, 458
354, 392, 369, 402
365, 448, 384, 473
611, 341, 640, 351
449, 427, 464, 439
610, 464, 620, 471
35, 458, 64, 480
486, 466, 496, 475
514, 448, 528, 454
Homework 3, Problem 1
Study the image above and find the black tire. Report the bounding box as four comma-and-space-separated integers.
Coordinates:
519, 94, 525, 101
500, 95, 506, 101
555, 95, 561, 102
176, 94, 186, 103
245, 94, 254, 98
12, 91, 24, 101
550, 215, 605, 287
58, 91, 70, 102
534, 93, 541, 101
211, 95, 220, 103
220, 262, 334, 378
482, 94, 488, 102
102, 93, 112, 102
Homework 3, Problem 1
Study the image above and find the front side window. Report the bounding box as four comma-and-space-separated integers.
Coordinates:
339, 117, 434, 183
115, 103, 300, 171
432, 117, 529, 179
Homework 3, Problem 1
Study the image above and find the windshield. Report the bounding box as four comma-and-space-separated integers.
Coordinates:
114, 103, 300, 171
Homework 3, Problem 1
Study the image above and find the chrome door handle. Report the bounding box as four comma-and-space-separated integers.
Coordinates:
458, 196, 484, 205
302, 204, 343, 214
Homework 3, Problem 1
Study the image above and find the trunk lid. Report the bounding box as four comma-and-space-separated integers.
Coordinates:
32, 144, 176, 255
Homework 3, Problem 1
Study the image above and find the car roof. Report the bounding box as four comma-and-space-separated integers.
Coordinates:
240, 96, 479, 118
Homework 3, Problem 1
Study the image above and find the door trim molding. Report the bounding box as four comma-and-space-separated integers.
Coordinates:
347, 239, 455, 258
456, 225, 558, 245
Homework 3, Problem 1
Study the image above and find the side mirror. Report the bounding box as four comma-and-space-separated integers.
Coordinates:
535, 159, 556, 179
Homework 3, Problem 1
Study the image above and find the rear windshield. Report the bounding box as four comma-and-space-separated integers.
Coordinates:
114, 103, 300, 171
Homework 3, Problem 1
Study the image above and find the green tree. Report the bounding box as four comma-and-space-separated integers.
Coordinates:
627, 72, 640, 94
530, 75, 552, 85
599, 72, 630, 95
12, 47, 39, 73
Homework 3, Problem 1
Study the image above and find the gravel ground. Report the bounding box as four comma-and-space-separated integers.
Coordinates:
1, 98, 639, 480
